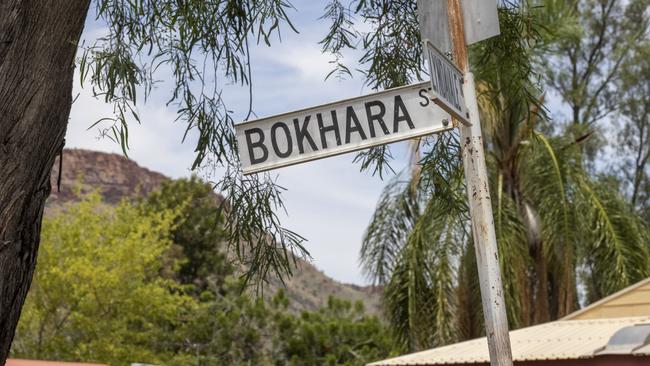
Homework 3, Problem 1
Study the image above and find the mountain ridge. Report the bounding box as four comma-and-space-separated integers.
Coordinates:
47, 148, 381, 315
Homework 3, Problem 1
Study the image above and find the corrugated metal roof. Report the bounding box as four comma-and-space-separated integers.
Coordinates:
368, 316, 650, 366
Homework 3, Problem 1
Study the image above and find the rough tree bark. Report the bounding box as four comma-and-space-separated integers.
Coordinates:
0, 1, 91, 363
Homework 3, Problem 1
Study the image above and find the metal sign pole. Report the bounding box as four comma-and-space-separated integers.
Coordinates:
446, 1, 514, 365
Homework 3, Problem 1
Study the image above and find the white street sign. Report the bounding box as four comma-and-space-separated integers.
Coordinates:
462, 0, 500, 45
425, 40, 470, 125
236, 82, 452, 175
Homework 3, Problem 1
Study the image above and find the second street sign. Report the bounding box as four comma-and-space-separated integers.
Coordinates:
236, 82, 452, 175
425, 40, 471, 125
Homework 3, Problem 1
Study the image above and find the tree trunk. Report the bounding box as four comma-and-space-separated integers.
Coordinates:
520, 200, 550, 324
532, 244, 550, 323
0, 1, 90, 363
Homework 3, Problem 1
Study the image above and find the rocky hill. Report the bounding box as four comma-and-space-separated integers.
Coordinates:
48, 149, 167, 204
47, 149, 382, 315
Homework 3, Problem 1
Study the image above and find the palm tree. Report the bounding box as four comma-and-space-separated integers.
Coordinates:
359, 0, 650, 352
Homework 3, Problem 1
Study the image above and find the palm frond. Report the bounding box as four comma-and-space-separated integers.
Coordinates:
384, 193, 463, 351
520, 132, 578, 317
361, 174, 420, 285
576, 177, 650, 302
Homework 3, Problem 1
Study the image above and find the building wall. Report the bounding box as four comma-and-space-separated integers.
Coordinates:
567, 279, 650, 320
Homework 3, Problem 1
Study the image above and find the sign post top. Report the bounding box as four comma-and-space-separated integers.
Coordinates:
419, 0, 500, 53
461, 0, 501, 45
418, 0, 451, 53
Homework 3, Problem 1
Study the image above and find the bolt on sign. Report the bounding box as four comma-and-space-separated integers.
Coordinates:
425, 39, 471, 125
236, 82, 452, 175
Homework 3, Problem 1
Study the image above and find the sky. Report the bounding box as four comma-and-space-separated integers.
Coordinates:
65, 1, 414, 285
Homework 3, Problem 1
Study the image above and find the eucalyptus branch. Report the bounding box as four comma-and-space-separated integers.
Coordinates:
79, 0, 308, 287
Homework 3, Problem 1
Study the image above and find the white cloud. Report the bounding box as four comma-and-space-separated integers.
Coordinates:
67, 80, 199, 179
259, 44, 339, 83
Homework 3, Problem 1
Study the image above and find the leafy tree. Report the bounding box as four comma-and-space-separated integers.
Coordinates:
5, 0, 646, 362
0, 0, 448, 358
141, 177, 232, 294
613, 42, 650, 222
176, 282, 277, 366
274, 295, 396, 366
162, 288, 396, 366
355, 1, 650, 351
543, 0, 650, 162
545, 0, 641, 126
140, 178, 398, 365
11, 193, 197, 366
13, 188, 396, 366
1, 0, 310, 360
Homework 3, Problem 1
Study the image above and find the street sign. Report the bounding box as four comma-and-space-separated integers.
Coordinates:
425, 40, 470, 125
236, 82, 452, 175
462, 0, 500, 45
417, 0, 451, 54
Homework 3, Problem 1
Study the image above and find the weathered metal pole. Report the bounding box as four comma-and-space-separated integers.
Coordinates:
446, 1, 514, 365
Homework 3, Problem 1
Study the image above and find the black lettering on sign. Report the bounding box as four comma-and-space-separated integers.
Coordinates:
345, 106, 367, 143
318, 112, 341, 149
440, 58, 447, 97
447, 67, 460, 110
393, 95, 415, 132
438, 59, 446, 96
245, 128, 268, 164
293, 116, 318, 154
418, 89, 430, 107
364, 101, 389, 138
271, 122, 292, 158
455, 74, 465, 98
454, 81, 461, 109
444, 62, 455, 108
442, 62, 451, 105
433, 55, 443, 95
430, 50, 465, 113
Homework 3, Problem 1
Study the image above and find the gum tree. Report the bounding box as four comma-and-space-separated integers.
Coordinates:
0, 1, 305, 363
614, 40, 650, 221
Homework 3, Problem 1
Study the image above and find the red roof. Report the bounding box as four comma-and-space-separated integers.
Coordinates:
6, 359, 106, 366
